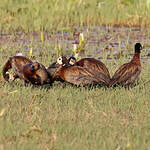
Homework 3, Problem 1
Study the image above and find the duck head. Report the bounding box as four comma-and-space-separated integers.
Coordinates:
135, 43, 142, 53
57, 56, 68, 66
68, 56, 76, 65
29, 62, 40, 72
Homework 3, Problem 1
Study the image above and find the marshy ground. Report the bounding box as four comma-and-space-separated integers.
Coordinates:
0, 26, 150, 150
1, 0, 150, 149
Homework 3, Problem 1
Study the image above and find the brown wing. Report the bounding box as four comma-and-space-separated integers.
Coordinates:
13, 56, 32, 65
35, 63, 52, 84
60, 66, 100, 86
11, 56, 32, 79
2, 56, 32, 81
76, 58, 110, 79
47, 62, 63, 81
2, 57, 12, 81
109, 63, 141, 87
89, 69, 110, 86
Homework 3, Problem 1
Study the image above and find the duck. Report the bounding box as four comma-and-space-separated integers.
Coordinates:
2, 56, 33, 82
47, 61, 60, 80
46, 56, 69, 81
55, 56, 101, 86
109, 43, 142, 87
23, 62, 53, 85
68, 57, 111, 86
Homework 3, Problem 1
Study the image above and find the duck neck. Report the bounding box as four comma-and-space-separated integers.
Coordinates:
131, 52, 141, 65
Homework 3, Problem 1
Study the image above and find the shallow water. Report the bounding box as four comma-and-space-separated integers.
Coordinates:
1, 26, 150, 62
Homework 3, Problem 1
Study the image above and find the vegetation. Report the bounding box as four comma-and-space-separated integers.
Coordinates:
0, 27, 150, 149
0, 0, 150, 149
0, 0, 150, 32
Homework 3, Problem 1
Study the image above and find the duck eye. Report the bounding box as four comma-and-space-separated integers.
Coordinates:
57, 57, 63, 64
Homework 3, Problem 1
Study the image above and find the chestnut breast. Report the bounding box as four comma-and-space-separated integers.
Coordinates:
23, 63, 37, 79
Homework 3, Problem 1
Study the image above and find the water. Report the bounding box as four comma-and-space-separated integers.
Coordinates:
1, 26, 150, 62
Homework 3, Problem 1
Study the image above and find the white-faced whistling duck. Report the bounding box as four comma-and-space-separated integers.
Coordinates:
2, 56, 32, 82
56, 56, 102, 86
47, 61, 64, 82
68, 57, 111, 86
109, 43, 142, 87
23, 62, 52, 85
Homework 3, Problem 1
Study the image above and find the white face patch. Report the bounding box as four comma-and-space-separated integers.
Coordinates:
69, 59, 75, 65
57, 57, 63, 65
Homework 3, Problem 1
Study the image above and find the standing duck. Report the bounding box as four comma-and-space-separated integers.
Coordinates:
68, 57, 111, 86
109, 43, 142, 87
56, 56, 101, 86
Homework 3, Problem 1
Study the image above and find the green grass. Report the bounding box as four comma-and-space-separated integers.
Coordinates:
0, 28, 150, 150
0, 1, 150, 149
0, 63, 150, 150
1, 0, 150, 32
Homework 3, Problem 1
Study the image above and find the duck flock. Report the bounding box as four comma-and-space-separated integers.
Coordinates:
2, 43, 142, 88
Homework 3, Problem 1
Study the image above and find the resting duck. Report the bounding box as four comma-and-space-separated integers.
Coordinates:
2, 56, 32, 83
68, 57, 111, 86
23, 62, 52, 85
55, 56, 101, 86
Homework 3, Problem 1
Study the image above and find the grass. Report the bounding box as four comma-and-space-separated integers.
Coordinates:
0, 64, 150, 150
1, 0, 150, 32
0, 27, 150, 150
0, 0, 150, 149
